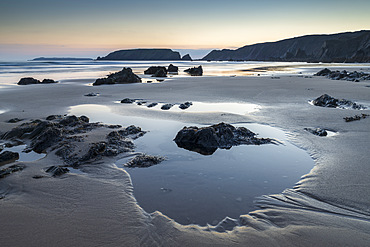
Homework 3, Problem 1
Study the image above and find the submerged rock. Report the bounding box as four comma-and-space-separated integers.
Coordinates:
179, 102, 193, 110
174, 122, 275, 155
312, 94, 366, 110
184, 66, 203, 76
0, 151, 19, 164
0, 164, 25, 179
93, 67, 141, 86
304, 128, 328, 136
125, 154, 166, 168
45, 166, 69, 177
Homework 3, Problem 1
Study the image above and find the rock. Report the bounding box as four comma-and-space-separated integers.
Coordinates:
31, 127, 63, 153
144, 66, 167, 75
41, 79, 57, 84
184, 66, 203, 76
84, 93, 99, 97
125, 154, 166, 168
304, 128, 328, 136
45, 166, 69, 177
161, 104, 174, 110
314, 68, 332, 76
121, 98, 135, 104
179, 102, 193, 110
7, 118, 23, 123
343, 114, 369, 122
181, 54, 192, 61
96, 49, 181, 61
17, 77, 41, 85
152, 69, 167, 77
312, 94, 366, 109
168, 64, 178, 73
147, 103, 158, 108
174, 122, 275, 155
0, 151, 19, 165
93, 67, 141, 85
0, 164, 25, 179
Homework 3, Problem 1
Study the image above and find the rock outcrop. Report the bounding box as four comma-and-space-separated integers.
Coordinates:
93, 67, 141, 85
181, 54, 193, 61
144, 66, 167, 75
202, 30, 370, 63
97, 49, 181, 60
18, 77, 58, 85
168, 64, 178, 73
0, 151, 19, 164
184, 66, 203, 76
314, 68, 370, 81
311, 94, 366, 110
174, 122, 275, 155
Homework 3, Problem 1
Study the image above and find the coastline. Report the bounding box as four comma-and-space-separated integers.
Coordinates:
0, 65, 370, 246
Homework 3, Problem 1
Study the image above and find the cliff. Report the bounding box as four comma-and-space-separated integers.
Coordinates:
97, 49, 181, 61
202, 30, 370, 63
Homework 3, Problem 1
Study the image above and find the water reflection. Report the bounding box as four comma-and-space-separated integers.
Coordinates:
1, 144, 45, 163
69, 104, 314, 226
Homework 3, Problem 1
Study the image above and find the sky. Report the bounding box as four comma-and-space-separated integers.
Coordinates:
0, 0, 369, 60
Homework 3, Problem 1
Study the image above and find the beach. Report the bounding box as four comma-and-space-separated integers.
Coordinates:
0, 62, 370, 246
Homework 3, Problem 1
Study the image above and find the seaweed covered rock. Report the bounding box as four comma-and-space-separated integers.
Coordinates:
0, 151, 19, 165
174, 122, 275, 155
93, 67, 141, 86
125, 154, 166, 168
184, 66, 203, 76
312, 94, 366, 109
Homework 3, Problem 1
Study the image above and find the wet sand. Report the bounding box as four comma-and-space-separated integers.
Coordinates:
0, 68, 370, 246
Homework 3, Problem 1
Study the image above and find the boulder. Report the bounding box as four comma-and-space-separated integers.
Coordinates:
174, 122, 274, 155
161, 104, 173, 110
0, 151, 19, 164
93, 67, 141, 85
125, 154, 166, 168
179, 102, 193, 110
144, 66, 167, 75
152, 69, 167, 77
314, 68, 332, 76
121, 98, 135, 104
312, 94, 366, 109
147, 103, 158, 108
184, 66, 203, 76
41, 79, 57, 84
168, 64, 178, 73
17, 77, 41, 85
84, 93, 99, 97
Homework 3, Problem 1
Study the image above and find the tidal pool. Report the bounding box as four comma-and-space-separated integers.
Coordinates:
69, 104, 314, 226
1, 144, 45, 163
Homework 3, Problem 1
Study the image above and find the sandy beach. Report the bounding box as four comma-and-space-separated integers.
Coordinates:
1, 65, 370, 246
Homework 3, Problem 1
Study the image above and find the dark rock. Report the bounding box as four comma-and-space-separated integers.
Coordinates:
304, 128, 328, 136
93, 67, 141, 86
59, 115, 79, 126
312, 94, 366, 109
184, 66, 203, 76
41, 79, 57, 84
314, 68, 370, 81
7, 118, 23, 123
314, 68, 332, 76
168, 64, 178, 73
161, 104, 174, 110
121, 98, 136, 104
179, 102, 193, 110
125, 154, 166, 168
46, 115, 63, 121
45, 166, 69, 177
181, 54, 192, 61
152, 69, 167, 77
147, 103, 158, 108
144, 66, 167, 75
32, 175, 45, 179
0, 151, 19, 165
31, 127, 62, 153
0, 164, 25, 179
17, 77, 41, 85
174, 122, 275, 155
84, 93, 99, 97
344, 114, 369, 122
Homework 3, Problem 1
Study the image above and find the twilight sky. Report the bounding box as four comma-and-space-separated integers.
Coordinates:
1, 0, 369, 59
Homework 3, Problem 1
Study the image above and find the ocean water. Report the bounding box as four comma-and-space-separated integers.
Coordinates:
0, 59, 338, 86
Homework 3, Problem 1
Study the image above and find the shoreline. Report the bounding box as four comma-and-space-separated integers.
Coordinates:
0, 66, 370, 245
